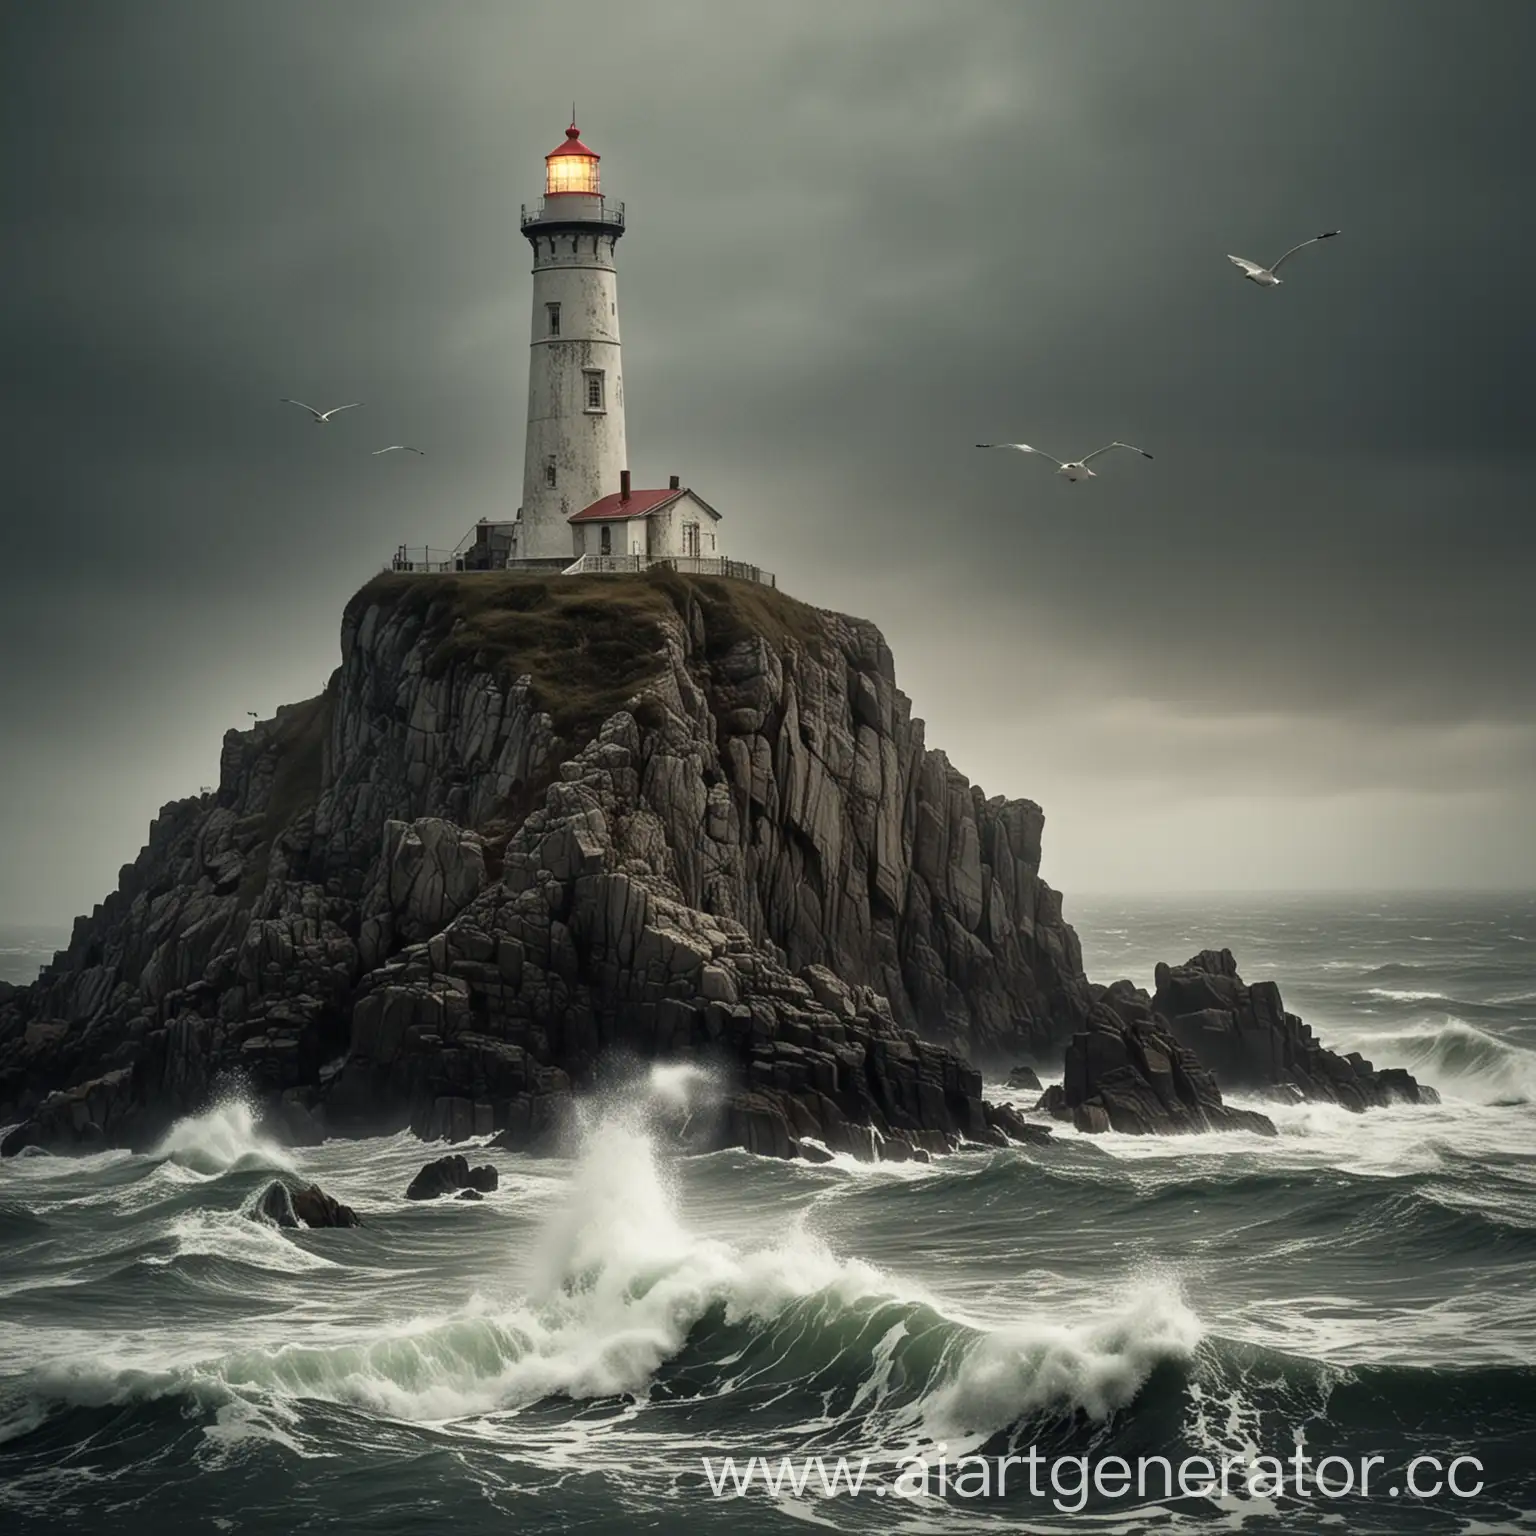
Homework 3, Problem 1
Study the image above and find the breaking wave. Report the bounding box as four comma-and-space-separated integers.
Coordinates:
4, 1106, 1200, 1447
150, 1099, 295, 1177
1350, 1018, 1536, 1105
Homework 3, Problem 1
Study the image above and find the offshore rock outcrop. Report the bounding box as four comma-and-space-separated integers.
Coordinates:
405, 1154, 499, 1200
252, 1179, 361, 1229
1151, 948, 1440, 1110
1038, 981, 1278, 1136
0, 572, 1088, 1159
1037, 948, 1441, 1136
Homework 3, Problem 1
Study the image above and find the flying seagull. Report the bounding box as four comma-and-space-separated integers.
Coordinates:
371, 445, 425, 456
1227, 230, 1340, 287
975, 441, 1154, 482
281, 398, 363, 423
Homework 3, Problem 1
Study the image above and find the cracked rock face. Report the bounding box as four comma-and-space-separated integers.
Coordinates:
1037, 981, 1279, 1137
1037, 948, 1440, 1136
1150, 949, 1440, 1111
0, 574, 1086, 1160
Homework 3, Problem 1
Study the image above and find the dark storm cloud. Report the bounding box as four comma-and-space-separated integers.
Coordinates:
1, 0, 1532, 920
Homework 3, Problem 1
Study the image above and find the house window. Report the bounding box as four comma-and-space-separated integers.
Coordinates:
683, 522, 700, 558
583, 369, 605, 412
600, 525, 612, 556
544, 455, 557, 487
546, 302, 561, 337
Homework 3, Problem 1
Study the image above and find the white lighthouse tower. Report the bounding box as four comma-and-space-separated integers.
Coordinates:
513, 119, 627, 562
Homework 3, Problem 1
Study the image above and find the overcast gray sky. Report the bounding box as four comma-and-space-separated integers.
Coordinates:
2, 0, 1533, 925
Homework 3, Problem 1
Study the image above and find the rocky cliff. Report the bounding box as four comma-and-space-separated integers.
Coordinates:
0, 571, 1093, 1158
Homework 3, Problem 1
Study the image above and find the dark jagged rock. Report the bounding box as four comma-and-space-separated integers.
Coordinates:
252, 1178, 359, 1228
1151, 949, 1440, 1111
254, 1180, 298, 1228
984, 1099, 1053, 1146
0, 573, 1435, 1158
455, 1187, 483, 1201
1038, 984, 1277, 1137
405, 1153, 499, 1200
0, 574, 1089, 1162
290, 1181, 361, 1227
1005, 1064, 1043, 1092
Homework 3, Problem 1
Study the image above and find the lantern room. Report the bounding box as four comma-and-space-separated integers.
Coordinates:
545, 121, 600, 197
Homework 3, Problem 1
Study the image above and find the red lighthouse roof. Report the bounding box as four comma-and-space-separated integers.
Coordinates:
547, 121, 598, 161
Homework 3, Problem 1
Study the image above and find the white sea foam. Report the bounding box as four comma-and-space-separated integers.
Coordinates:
148, 1206, 343, 1275
6, 1099, 1202, 1441
150, 1099, 296, 1176
643, 1060, 717, 1113
917, 1278, 1202, 1440
1348, 1017, 1536, 1106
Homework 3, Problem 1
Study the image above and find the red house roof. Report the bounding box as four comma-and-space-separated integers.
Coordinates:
569, 487, 688, 523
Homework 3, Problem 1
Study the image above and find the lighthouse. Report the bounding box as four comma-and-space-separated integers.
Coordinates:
513, 119, 628, 562
422, 117, 769, 586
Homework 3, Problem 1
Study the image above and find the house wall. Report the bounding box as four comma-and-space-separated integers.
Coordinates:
648, 492, 721, 559
575, 519, 648, 558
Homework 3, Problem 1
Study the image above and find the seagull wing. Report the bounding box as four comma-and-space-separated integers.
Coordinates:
976, 442, 1063, 468
1269, 230, 1340, 273
1226, 255, 1266, 277
320, 402, 363, 419
373, 445, 425, 455
1079, 442, 1154, 464
281, 398, 321, 416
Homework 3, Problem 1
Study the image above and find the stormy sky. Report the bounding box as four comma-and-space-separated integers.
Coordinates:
2, 0, 1533, 926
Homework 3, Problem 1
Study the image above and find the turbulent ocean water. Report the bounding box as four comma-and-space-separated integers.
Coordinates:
2, 893, 1534, 1534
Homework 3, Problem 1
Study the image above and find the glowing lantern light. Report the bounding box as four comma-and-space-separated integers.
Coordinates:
545, 121, 600, 196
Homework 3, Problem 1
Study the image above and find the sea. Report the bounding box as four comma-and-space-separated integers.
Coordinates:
1, 892, 1533, 1535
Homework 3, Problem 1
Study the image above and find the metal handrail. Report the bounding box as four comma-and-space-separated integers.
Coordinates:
520, 199, 625, 231
562, 554, 776, 587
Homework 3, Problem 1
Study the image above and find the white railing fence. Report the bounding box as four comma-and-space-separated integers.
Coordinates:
562, 554, 776, 586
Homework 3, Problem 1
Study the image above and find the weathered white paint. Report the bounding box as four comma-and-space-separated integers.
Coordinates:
517, 190, 627, 560
645, 491, 722, 559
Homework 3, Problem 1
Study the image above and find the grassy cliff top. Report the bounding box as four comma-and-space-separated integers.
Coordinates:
346, 569, 832, 742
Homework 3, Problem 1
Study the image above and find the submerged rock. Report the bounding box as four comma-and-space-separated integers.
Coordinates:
254, 1181, 298, 1228
983, 1100, 1053, 1146
405, 1152, 499, 1200
252, 1179, 360, 1228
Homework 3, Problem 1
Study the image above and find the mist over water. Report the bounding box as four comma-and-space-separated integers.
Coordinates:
2, 894, 1534, 1533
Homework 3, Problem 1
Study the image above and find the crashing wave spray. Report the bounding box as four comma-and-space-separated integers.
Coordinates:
150, 1095, 296, 1176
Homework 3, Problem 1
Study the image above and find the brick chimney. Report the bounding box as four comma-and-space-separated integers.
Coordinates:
620, 469, 631, 502
668, 474, 680, 489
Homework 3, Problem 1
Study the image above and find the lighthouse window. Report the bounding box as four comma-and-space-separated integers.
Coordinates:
544, 455, 557, 487
546, 302, 561, 337
583, 369, 605, 412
